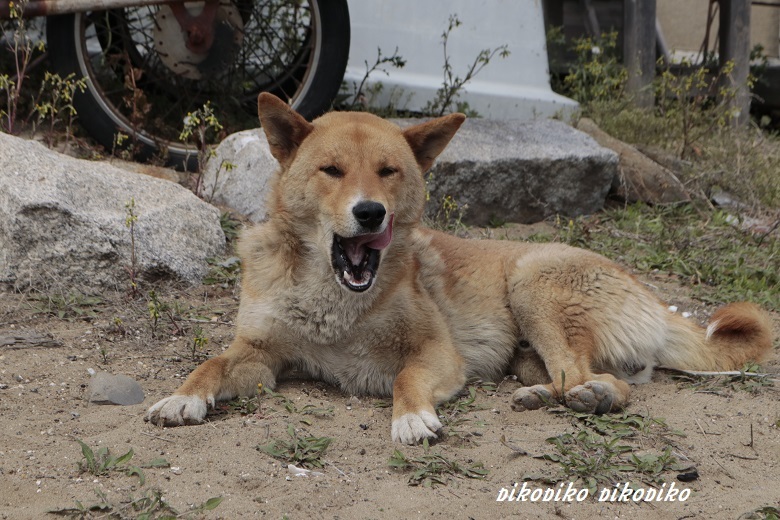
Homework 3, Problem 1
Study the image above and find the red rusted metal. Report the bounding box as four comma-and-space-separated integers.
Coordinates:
1, 0, 185, 19
168, 0, 219, 55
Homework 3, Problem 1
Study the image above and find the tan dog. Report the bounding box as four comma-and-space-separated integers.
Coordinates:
146, 93, 774, 444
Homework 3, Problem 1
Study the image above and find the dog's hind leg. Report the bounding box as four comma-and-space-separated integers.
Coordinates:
506, 252, 632, 414
146, 336, 279, 426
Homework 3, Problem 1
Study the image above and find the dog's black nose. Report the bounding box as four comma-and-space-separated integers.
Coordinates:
352, 201, 386, 230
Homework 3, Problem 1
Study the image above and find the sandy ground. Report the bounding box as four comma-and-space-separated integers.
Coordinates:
1, 266, 778, 520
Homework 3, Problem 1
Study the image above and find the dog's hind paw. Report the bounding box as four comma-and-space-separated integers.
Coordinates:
145, 395, 211, 426
391, 411, 442, 445
565, 382, 615, 415
511, 385, 554, 411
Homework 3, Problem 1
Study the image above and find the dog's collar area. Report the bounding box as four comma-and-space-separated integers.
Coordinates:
331, 215, 394, 292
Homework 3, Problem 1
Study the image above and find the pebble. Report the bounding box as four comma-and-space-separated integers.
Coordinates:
87, 372, 144, 405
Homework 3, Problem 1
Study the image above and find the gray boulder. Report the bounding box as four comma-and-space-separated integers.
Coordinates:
203, 118, 617, 226
0, 133, 225, 292
420, 118, 618, 225
202, 129, 277, 223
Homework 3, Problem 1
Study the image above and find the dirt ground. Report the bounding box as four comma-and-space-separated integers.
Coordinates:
1, 249, 779, 520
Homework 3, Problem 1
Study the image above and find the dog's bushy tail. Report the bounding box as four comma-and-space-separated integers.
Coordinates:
659, 302, 774, 371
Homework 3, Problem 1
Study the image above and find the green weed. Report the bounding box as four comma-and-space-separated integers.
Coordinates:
517, 410, 688, 494
179, 101, 224, 192
190, 326, 209, 361
256, 423, 333, 468
203, 256, 241, 287
740, 506, 780, 520
219, 211, 242, 242
231, 386, 334, 425
436, 382, 492, 440
124, 198, 140, 298
75, 439, 169, 486
50, 488, 221, 519
673, 362, 775, 395
28, 291, 103, 320
346, 46, 406, 112
147, 290, 185, 336
423, 14, 510, 117
557, 31, 628, 106
31, 71, 86, 148
388, 443, 488, 487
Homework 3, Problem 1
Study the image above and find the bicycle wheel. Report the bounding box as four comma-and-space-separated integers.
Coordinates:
46, 0, 350, 170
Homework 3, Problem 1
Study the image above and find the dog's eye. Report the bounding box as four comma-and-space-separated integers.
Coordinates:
320, 166, 343, 178
379, 167, 397, 177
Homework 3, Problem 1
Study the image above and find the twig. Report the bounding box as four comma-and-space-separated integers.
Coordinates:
660, 367, 771, 378
727, 453, 758, 460
710, 455, 735, 480
140, 431, 175, 443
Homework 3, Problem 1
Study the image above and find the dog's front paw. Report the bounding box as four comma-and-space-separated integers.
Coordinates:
391, 411, 442, 444
145, 395, 211, 426
511, 385, 555, 411
565, 382, 615, 415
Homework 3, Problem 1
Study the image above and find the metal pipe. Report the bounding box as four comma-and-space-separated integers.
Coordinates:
1, 0, 186, 18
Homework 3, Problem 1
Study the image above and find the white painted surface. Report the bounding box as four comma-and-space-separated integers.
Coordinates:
344, 0, 577, 119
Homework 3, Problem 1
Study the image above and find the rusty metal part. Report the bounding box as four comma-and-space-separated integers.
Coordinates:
1, 0, 185, 18
168, 0, 219, 55
154, 1, 243, 79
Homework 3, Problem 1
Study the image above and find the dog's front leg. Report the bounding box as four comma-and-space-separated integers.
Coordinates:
390, 343, 466, 444
145, 336, 278, 426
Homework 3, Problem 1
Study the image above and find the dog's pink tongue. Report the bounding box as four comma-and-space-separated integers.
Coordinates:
343, 214, 394, 266
365, 214, 394, 250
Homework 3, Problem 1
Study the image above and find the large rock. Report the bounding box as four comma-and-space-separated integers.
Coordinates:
201, 129, 276, 223
203, 118, 617, 225
0, 133, 225, 292
421, 118, 617, 225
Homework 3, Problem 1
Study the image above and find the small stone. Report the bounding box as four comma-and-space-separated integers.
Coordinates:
87, 372, 144, 406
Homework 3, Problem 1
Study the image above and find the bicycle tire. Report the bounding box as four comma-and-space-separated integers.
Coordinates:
46, 0, 350, 170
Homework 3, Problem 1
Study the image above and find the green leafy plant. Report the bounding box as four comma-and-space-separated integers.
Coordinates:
425, 173, 469, 232
510, 409, 688, 494
673, 362, 774, 395
75, 439, 169, 486
179, 101, 224, 194
656, 58, 743, 158
124, 198, 140, 298
740, 506, 780, 520
0, 0, 45, 134
204, 256, 242, 287
147, 290, 185, 336
27, 291, 103, 320
388, 444, 488, 487
558, 31, 628, 106
30, 71, 87, 148
50, 488, 221, 519
256, 424, 333, 468
347, 46, 407, 111
424, 14, 510, 117
190, 326, 209, 361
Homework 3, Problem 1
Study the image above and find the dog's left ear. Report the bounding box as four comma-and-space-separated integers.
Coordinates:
403, 113, 466, 172
257, 93, 315, 167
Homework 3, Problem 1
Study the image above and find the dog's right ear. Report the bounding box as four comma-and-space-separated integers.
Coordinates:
403, 113, 466, 173
257, 93, 314, 167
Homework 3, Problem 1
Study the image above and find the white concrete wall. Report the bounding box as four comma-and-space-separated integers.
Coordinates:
344, 0, 578, 120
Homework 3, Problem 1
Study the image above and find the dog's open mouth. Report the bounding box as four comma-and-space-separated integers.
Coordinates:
331, 215, 394, 292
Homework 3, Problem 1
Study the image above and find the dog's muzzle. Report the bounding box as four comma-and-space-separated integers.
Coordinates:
331, 214, 394, 292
